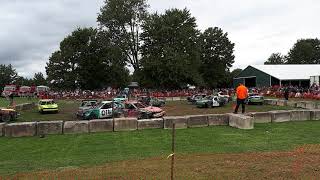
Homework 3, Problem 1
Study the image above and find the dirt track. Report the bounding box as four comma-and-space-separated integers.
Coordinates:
7, 145, 320, 179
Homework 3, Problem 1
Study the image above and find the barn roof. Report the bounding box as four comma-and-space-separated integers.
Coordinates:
250, 65, 320, 80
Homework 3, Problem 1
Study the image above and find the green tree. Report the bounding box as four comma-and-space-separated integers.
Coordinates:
199, 27, 235, 88
15, 76, 34, 86
140, 8, 202, 89
97, 0, 149, 71
0, 64, 18, 90
46, 28, 129, 90
33, 72, 47, 86
287, 39, 320, 64
264, 53, 286, 64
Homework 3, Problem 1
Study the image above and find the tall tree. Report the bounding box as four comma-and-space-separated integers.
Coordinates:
140, 8, 202, 89
199, 27, 235, 88
264, 53, 286, 64
0, 64, 18, 90
46, 28, 129, 90
287, 38, 320, 64
97, 0, 149, 71
33, 72, 47, 86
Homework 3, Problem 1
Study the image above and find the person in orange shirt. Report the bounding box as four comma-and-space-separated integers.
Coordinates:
234, 83, 249, 114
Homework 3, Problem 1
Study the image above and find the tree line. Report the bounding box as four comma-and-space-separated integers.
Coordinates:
264, 38, 320, 65
45, 0, 237, 90
0, 64, 47, 90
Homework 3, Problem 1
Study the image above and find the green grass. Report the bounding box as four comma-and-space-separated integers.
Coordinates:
1, 121, 320, 175
0, 97, 38, 107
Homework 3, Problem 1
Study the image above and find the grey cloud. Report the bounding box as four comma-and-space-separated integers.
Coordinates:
1, 0, 320, 77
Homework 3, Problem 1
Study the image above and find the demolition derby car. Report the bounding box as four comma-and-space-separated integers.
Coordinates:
0, 108, 18, 122
246, 93, 264, 105
38, 99, 58, 113
79, 101, 122, 120
76, 99, 98, 117
195, 95, 228, 108
123, 101, 165, 119
187, 94, 207, 104
137, 96, 166, 107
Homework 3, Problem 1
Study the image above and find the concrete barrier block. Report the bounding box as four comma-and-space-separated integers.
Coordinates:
296, 102, 307, 109
15, 105, 23, 111
270, 111, 291, 123
64, 121, 89, 134
165, 97, 173, 101
138, 119, 163, 130
269, 99, 278, 106
37, 121, 63, 135
5, 122, 37, 137
290, 110, 311, 121
263, 99, 273, 105
287, 101, 297, 108
164, 116, 188, 129
305, 102, 317, 109
172, 97, 181, 101
228, 113, 254, 130
89, 119, 113, 133
277, 100, 288, 106
187, 115, 208, 128
250, 112, 272, 123
114, 118, 137, 131
0, 123, 5, 136
207, 114, 229, 126
311, 110, 320, 120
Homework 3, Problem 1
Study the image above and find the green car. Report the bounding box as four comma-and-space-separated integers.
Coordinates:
81, 101, 121, 120
38, 99, 58, 113
196, 96, 212, 108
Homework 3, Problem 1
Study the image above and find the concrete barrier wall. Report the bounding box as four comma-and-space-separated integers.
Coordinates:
4, 107, 320, 137
37, 121, 63, 135
290, 110, 311, 121
228, 113, 254, 130
114, 118, 137, 131
0, 123, 5, 136
311, 110, 320, 120
164, 116, 188, 129
89, 119, 113, 133
249, 112, 272, 123
15, 102, 36, 111
188, 115, 208, 128
207, 114, 229, 126
5, 122, 37, 137
138, 118, 163, 130
64, 121, 89, 134
270, 111, 291, 123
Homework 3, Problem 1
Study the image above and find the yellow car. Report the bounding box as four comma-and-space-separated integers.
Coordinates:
38, 99, 58, 113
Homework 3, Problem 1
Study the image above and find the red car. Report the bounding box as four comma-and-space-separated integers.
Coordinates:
123, 101, 165, 119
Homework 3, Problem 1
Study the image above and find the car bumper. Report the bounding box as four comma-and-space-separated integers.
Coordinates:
41, 108, 58, 112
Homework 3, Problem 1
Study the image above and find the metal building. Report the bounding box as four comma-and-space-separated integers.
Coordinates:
233, 65, 320, 88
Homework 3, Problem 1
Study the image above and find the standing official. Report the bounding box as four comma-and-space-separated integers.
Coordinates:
234, 83, 248, 114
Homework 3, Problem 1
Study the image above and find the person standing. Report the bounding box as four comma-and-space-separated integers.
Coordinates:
233, 83, 248, 114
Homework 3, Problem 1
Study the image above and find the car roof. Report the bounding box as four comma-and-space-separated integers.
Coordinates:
101, 101, 112, 104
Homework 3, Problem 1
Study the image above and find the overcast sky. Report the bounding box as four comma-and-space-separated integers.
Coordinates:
1, 0, 319, 78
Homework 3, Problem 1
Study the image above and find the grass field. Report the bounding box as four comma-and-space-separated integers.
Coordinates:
163, 100, 293, 116
13, 99, 294, 122
2, 121, 320, 178
0, 97, 38, 107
